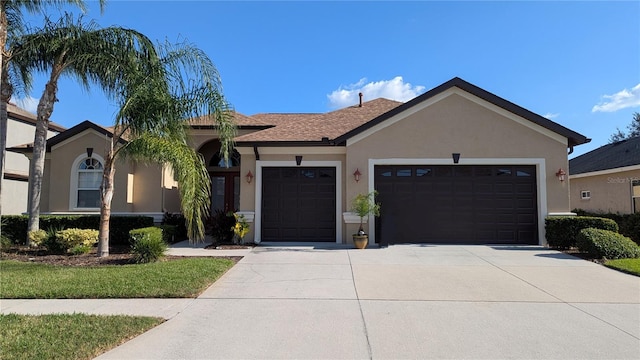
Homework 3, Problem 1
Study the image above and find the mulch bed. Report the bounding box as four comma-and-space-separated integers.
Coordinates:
0, 246, 243, 267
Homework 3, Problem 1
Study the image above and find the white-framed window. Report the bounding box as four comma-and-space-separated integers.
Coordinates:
580, 190, 591, 200
632, 180, 640, 213
70, 154, 104, 209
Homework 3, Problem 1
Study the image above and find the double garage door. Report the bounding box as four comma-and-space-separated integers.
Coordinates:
260, 165, 538, 244
375, 165, 538, 244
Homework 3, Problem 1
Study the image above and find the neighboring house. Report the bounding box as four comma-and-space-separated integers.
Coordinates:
2, 103, 64, 215
569, 136, 640, 214
10, 77, 590, 245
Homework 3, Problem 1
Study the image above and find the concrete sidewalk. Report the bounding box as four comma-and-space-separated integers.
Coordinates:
3, 243, 640, 359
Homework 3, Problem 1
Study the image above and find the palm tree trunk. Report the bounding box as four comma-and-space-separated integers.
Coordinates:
27, 78, 58, 239
0, 7, 6, 217
97, 140, 116, 257
0, 68, 10, 218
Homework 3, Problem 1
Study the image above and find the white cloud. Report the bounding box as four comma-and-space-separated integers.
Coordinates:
11, 96, 39, 114
327, 76, 425, 109
592, 83, 640, 112
543, 112, 560, 120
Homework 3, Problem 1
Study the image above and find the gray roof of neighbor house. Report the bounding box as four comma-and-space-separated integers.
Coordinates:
569, 136, 640, 175
7, 103, 66, 132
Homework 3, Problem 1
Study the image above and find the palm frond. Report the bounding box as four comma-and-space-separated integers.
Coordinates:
122, 135, 211, 242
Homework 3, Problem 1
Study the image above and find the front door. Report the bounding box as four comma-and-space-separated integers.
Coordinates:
210, 172, 240, 213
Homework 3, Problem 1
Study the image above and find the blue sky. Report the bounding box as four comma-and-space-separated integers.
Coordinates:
14, 1, 640, 158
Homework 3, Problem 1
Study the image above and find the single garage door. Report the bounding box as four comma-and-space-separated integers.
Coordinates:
262, 167, 336, 242
375, 165, 537, 244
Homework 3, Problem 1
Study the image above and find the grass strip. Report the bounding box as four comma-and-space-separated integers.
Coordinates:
605, 258, 640, 277
0, 257, 235, 298
0, 313, 162, 360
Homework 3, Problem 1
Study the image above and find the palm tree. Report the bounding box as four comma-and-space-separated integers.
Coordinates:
95, 40, 235, 256
9, 14, 155, 242
0, 0, 104, 218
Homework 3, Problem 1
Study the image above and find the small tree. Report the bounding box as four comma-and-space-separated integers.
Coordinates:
609, 112, 640, 143
350, 190, 381, 235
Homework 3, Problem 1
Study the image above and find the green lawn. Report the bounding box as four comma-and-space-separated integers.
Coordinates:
0, 313, 162, 360
605, 258, 640, 276
0, 257, 236, 298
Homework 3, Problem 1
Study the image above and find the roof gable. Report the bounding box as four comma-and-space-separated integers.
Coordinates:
335, 77, 590, 147
569, 136, 640, 175
8, 120, 118, 153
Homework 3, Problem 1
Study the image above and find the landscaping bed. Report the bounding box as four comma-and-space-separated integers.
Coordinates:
0, 245, 243, 266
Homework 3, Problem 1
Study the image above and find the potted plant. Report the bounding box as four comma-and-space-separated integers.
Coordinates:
350, 190, 381, 249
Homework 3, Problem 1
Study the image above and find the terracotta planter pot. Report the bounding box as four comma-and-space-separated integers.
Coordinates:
353, 235, 368, 249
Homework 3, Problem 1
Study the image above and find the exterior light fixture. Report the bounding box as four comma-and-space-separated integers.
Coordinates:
295, 155, 303, 166
353, 168, 362, 182
555, 168, 566, 182
245, 170, 254, 184
86, 147, 93, 158
452, 153, 460, 164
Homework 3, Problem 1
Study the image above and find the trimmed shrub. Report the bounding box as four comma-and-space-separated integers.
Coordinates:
27, 229, 48, 247
42, 226, 66, 254
0, 215, 28, 245
209, 210, 235, 244
55, 228, 99, 254
162, 212, 187, 241
545, 216, 618, 249
573, 210, 640, 245
577, 228, 640, 260
0, 232, 12, 250
110, 217, 155, 246
155, 225, 178, 244
0, 215, 154, 246
130, 227, 167, 263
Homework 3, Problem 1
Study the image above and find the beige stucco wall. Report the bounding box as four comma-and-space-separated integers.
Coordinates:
236, 93, 573, 245
570, 169, 640, 214
346, 93, 569, 210
46, 130, 132, 213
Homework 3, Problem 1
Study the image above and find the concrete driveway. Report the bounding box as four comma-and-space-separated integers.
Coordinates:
96, 244, 640, 359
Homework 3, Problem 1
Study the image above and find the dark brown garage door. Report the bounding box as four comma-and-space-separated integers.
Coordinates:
262, 167, 336, 242
375, 165, 537, 244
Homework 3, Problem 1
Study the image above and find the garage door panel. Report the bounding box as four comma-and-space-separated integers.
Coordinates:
376, 165, 537, 245
262, 167, 336, 242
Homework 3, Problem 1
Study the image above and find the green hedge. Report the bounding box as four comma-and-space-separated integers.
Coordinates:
545, 216, 619, 249
0, 215, 153, 246
577, 228, 640, 260
573, 210, 640, 245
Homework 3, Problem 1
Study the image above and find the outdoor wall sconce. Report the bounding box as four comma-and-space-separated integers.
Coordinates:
245, 170, 254, 184
556, 168, 566, 182
353, 168, 362, 182
295, 155, 303, 166
86, 147, 93, 158
452, 153, 460, 164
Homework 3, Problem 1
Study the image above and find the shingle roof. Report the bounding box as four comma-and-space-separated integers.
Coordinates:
188, 111, 270, 127
7, 102, 66, 132
7, 120, 121, 153
235, 98, 402, 144
569, 136, 640, 175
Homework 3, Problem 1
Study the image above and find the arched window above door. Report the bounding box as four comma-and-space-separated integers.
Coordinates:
209, 149, 241, 168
